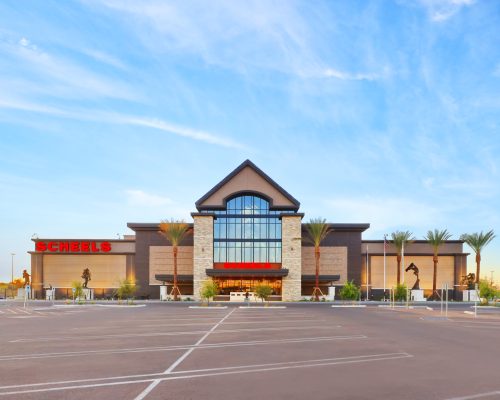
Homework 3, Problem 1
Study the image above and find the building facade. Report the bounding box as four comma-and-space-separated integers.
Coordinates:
29, 160, 468, 301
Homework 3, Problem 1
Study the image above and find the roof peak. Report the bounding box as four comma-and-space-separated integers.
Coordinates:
195, 159, 300, 211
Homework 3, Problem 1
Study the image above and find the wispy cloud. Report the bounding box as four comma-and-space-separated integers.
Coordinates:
0, 36, 137, 101
0, 99, 245, 149
115, 116, 245, 149
416, 0, 476, 22
125, 190, 172, 207
323, 68, 380, 81
88, 0, 383, 82
81, 48, 128, 70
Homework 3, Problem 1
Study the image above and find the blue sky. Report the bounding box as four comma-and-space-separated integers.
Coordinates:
1, 0, 499, 283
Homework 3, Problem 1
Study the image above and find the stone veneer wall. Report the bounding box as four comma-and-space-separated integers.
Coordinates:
193, 215, 213, 300
281, 215, 302, 301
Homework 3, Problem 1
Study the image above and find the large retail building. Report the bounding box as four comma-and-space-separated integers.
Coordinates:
29, 160, 468, 301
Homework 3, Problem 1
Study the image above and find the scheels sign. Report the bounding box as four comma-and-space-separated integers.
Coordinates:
35, 241, 112, 253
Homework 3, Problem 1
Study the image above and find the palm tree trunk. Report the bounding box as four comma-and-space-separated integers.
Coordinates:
173, 246, 179, 301
475, 253, 481, 284
432, 255, 438, 298
314, 246, 320, 301
396, 255, 401, 285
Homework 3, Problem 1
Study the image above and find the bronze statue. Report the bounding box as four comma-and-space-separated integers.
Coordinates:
405, 263, 420, 290
81, 268, 91, 288
22, 269, 30, 287
461, 273, 475, 290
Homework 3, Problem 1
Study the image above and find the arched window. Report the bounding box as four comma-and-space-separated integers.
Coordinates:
213, 194, 282, 263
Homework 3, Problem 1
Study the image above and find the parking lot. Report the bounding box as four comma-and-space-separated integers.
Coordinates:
1, 301, 500, 400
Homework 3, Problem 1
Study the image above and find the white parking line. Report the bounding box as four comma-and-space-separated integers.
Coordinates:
445, 390, 500, 399
10, 324, 342, 343
0, 352, 412, 397
0, 335, 366, 362
133, 307, 237, 400
139, 318, 324, 328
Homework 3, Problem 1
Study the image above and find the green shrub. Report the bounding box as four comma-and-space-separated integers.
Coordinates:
115, 279, 138, 301
254, 284, 273, 302
479, 279, 497, 303
200, 279, 219, 305
394, 283, 408, 301
339, 281, 360, 301
71, 281, 84, 301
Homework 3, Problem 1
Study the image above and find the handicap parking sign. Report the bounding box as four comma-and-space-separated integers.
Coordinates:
25, 285, 31, 292
72, 287, 76, 293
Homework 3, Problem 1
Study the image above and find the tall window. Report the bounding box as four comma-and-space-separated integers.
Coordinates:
213, 195, 283, 263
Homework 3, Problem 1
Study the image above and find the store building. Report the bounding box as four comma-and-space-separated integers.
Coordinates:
29, 159, 468, 301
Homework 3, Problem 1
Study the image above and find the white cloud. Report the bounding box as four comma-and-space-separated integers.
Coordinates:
417, 0, 476, 22
323, 68, 379, 81
0, 96, 69, 116
125, 190, 172, 207
116, 116, 245, 149
0, 99, 245, 149
86, 0, 359, 80
81, 49, 128, 70
1, 37, 137, 101
19, 37, 30, 47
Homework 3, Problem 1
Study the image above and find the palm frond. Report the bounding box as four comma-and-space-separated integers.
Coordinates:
390, 230, 415, 254
159, 219, 190, 246
460, 230, 496, 254
424, 229, 452, 255
304, 217, 330, 247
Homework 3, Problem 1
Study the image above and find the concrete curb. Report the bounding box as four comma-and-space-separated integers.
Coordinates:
331, 305, 367, 308
188, 306, 228, 309
238, 306, 287, 309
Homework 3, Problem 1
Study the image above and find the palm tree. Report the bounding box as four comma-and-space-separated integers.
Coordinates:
159, 219, 190, 301
390, 231, 415, 285
425, 229, 452, 299
305, 218, 330, 301
460, 230, 496, 284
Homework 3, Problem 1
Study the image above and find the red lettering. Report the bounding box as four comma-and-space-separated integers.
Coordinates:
35, 242, 47, 252
81, 242, 90, 252
36, 241, 113, 253
223, 262, 272, 269
100, 242, 111, 252
59, 242, 70, 252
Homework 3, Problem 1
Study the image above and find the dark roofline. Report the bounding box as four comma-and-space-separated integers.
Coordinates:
301, 223, 370, 233
31, 238, 135, 242
127, 223, 194, 232
195, 159, 300, 211
362, 239, 464, 244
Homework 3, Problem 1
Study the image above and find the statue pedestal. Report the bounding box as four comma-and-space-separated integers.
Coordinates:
411, 289, 425, 301
327, 286, 336, 301
45, 288, 55, 300
463, 290, 479, 302
160, 285, 168, 301
82, 288, 94, 301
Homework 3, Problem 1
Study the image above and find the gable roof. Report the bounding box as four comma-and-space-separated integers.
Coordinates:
195, 159, 300, 210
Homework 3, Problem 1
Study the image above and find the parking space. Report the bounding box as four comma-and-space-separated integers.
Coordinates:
0, 303, 499, 399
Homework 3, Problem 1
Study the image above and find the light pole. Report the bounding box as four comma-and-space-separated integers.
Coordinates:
11, 253, 15, 283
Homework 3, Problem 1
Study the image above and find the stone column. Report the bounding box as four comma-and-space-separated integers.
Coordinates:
281, 215, 302, 301
193, 215, 214, 300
